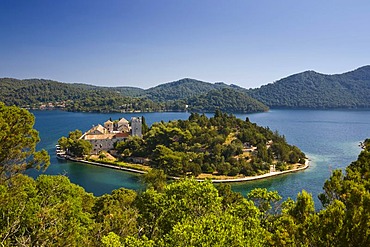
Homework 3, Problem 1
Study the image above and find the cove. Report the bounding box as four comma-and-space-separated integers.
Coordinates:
28, 109, 370, 207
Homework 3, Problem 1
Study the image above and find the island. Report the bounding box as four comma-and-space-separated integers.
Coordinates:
57, 110, 308, 182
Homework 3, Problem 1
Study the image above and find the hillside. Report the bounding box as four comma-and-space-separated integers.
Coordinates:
114, 86, 146, 97
144, 78, 231, 101
116, 111, 305, 177
2, 65, 370, 112
0, 78, 163, 112
1, 77, 268, 113
187, 88, 269, 113
249, 66, 370, 108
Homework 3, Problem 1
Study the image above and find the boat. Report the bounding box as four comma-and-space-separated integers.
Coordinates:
56, 144, 67, 160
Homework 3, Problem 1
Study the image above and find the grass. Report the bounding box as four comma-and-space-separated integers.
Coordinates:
88, 157, 152, 172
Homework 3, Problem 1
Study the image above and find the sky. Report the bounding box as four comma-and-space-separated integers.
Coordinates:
1, 0, 370, 89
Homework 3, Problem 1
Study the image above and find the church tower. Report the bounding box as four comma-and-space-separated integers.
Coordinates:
131, 117, 142, 137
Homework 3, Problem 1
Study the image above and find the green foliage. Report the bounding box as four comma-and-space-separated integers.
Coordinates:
216, 183, 244, 209
2, 103, 370, 246
0, 174, 95, 246
163, 212, 264, 247
115, 136, 146, 157
121, 235, 155, 247
3, 66, 370, 112
0, 140, 369, 246
316, 139, 370, 247
135, 179, 222, 239
145, 78, 230, 102
101, 232, 122, 247
119, 111, 305, 177
58, 129, 92, 157
141, 169, 167, 192
187, 88, 269, 113
0, 102, 50, 180
247, 188, 282, 214
0, 78, 164, 112
0, 77, 269, 113
250, 66, 370, 109
141, 116, 149, 134
93, 188, 138, 241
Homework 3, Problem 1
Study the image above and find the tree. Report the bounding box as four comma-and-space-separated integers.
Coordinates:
0, 102, 50, 180
163, 213, 260, 246
247, 188, 282, 216
58, 130, 92, 157
93, 188, 138, 241
141, 116, 149, 135
135, 179, 222, 239
141, 169, 167, 192
69, 139, 92, 157
0, 174, 95, 246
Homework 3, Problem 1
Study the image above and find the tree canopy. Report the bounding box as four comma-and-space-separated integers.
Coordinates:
0, 139, 369, 246
1, 104, 370, 246
58, 130, 92, 157
249, 66, 370, 109
0, 102, 49, 180
117, 111, 305, 177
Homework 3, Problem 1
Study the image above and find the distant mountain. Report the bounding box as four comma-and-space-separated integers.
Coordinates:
144, 78, 231, 101
2, 65, 370, 112
187, 88, 269, 113
0, 77, 266, 113
114, 86, 146, 97
0, 78, 163, 112
249, 66, 370, 108
139, 78, 268, 113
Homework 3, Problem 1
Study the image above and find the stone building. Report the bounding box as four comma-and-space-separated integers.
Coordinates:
80, 117, 142, 154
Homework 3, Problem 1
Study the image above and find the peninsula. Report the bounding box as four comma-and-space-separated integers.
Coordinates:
58, 110, 307, 182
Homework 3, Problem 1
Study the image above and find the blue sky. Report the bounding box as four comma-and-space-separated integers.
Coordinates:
1, 0, 369, 89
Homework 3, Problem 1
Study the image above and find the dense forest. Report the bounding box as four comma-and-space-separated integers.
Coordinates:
116, 110, 305, 177
2, 65, 370, 113
143, 78, 231, 101
0, 78, 164, 112
187, 88, 269, 113
249, 65, 370, 109
0, 78, 267, 113
1, 103, 370, 246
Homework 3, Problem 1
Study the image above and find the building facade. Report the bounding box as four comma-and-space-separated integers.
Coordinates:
81, 117, 142, 154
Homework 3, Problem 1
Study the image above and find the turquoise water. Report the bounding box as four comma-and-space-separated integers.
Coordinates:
29, 110, 370, 207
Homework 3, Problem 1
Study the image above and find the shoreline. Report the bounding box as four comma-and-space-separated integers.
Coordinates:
64, 156, 310, 183
195, 159, 310, 183
65, 156, 147, 174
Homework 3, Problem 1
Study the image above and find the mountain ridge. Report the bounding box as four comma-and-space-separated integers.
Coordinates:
249, 65, 370, 109
1, 65, 370, 111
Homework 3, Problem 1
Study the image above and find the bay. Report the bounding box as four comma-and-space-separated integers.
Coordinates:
29, 109, 370, 208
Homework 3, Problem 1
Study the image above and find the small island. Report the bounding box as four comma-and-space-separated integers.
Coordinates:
58, 110, 308, 182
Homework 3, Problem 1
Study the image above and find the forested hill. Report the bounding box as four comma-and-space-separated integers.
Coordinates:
144, 78, 231, 101
0, 78, 163, 112
2, 65, 370, 111
249, 65, 370, 109
0, 77, 268, 113
187, 88, 269, 113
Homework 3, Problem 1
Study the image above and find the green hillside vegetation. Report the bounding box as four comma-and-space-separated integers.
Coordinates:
2, 65, 370, 113
1, 103, 370, 246
114, 86, 146, 97
116, 110, 305, 177
0, 77, 268, 113
144, 78, 231, 102
0, 78, 163, 112
142, 78, 269, 113
249, 65, 370, 108
187, 88, 269, 113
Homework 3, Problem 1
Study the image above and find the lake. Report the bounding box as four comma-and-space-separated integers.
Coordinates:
29, 109, 370, 208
